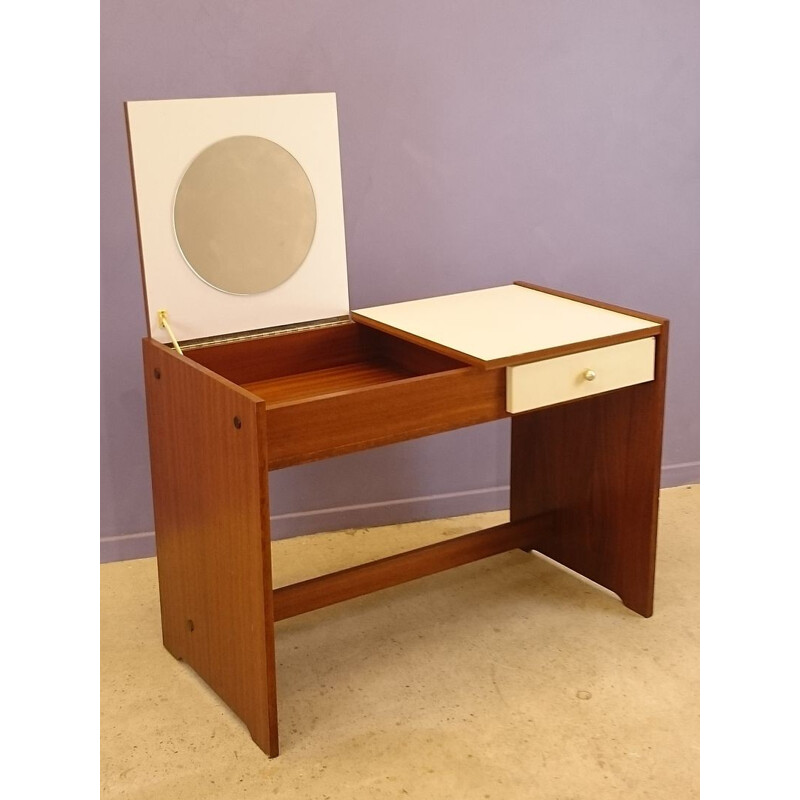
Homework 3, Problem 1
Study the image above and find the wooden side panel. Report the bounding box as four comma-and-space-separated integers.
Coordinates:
265, 366, 508, 469
142, 339, 279, 756
509, 326, 669, 617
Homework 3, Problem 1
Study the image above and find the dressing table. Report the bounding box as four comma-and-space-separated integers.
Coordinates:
126, 93, 668, 757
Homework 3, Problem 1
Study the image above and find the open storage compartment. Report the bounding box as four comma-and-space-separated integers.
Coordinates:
184, 320, 507, 468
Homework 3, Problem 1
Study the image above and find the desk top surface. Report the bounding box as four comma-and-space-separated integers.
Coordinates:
352, 284, 660, 366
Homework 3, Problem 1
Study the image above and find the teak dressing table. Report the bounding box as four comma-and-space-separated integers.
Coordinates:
126, 93, 668, 757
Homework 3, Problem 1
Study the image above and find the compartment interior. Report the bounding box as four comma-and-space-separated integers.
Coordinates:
187, 321, 469, 407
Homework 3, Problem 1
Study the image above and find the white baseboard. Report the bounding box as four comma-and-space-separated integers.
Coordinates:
661, 460, 700, 487
100, 461, 700, 563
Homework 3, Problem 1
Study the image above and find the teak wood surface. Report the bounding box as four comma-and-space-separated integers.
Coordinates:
143, 340, 279, 756
509, 322, 669, 617
141, 290, 669, 758
190, 321, 508, 468
273, 515, 555, 621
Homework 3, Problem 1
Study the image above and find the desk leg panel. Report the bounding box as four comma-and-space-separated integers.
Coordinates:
509, 329, 668, 617
143, 340, 279, 756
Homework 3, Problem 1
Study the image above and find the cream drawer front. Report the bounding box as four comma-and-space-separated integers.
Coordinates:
506, 337, 656, 414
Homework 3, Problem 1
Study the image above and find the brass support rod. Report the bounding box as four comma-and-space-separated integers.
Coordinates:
157, 310, 184, 355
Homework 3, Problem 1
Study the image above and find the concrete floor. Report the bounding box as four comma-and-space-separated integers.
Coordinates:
101, 485, 699, 799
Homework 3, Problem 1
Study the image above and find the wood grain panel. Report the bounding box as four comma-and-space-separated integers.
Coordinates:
273, 516, 553, 620
265, 366, 508, 469
187, 321, 469, 387
142, 339, 279, 756
186, 322, 369, 384
243, 361, 415, 406
509, 325, 669, 617
359, 324, 470, 374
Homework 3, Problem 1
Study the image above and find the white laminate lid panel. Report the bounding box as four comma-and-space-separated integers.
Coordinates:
353, 285, 659, 363
126, 93, 350, 344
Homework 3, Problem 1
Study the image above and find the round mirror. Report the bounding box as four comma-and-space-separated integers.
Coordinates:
173, 135, 317, 295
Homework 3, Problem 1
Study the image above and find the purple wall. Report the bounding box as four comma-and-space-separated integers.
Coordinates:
101, 1, 699, 561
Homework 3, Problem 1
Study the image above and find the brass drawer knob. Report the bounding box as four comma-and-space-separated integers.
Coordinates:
583, 369, 597, 382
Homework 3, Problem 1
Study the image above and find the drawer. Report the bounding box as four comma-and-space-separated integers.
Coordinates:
506, 337, 656, 414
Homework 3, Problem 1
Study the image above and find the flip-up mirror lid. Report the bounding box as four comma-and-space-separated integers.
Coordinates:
126, 93, 350, 345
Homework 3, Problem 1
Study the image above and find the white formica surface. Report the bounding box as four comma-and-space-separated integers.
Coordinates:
127, 93, 350, 344
506, 337, 656, 413
353, 285, 659, 363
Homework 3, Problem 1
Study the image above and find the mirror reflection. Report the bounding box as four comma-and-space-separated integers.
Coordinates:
173, 135, 317, 295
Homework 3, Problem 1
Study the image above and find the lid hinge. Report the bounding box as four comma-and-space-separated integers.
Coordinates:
166, 314, 353, 351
